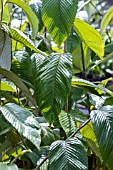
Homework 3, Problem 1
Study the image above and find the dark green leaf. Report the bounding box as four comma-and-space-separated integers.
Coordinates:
59, 110, 76, 137
35, 53, 72, 124
91, 106, 113, 169
49, 139, 88, 170
42, 0, 78, 47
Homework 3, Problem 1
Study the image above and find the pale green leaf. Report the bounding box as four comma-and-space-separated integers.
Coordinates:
0, 163, 18, 170
101, 6, 113, 33
74, 18, 104, 58
49, 139, 88, 170
0, 103, 41, 149
0, 29, 11, 70
6, 0, 38, 39
42, 0, 78, 47
1, 81, 16, 92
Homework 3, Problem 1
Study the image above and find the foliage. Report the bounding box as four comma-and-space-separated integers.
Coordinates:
0, 0, 113, 169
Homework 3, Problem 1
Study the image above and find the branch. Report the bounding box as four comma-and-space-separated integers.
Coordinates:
68, 118, 91, 139
35, 155, 49, 170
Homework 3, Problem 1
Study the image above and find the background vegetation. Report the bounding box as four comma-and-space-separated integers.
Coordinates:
0, 0, 113, 169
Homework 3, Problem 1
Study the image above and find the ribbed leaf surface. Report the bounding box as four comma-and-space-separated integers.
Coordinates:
42, 0, 78, 47
6, 0, 38, 39
74, 18, 104, 58
0, 29, 11, 70
49, 139, 88, 170
91, 106, 113, 169
35, 53, 72, 123
0, 103, 41, 149
59, 110, 76, 137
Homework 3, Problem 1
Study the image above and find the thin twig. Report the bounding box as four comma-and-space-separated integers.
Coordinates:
68, 118, 91, 139
35, 155, 49, 170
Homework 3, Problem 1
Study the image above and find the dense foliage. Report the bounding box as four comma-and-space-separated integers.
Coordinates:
0, 0, 113, 169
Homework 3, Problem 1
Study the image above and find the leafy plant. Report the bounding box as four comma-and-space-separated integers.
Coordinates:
0, 0, 113, 169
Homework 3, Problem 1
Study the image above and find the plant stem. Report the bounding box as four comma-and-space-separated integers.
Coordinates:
35, 155, 49, 170
68, 118, 91, 139
81, 42, 87, 80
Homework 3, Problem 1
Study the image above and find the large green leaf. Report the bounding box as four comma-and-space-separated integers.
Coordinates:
6, 0, 38, 39
42, 0, 78, 47
0, 29, 11, 70
49, 139, 88, 170
0, 68, 36, 106
0, 103, 41, 149
91, 106, 113, 169
74, 18, 104, 58
100, 6, 113, 34
2, 25, 47, 56
59, 110, 76, 137
35, 53, 72, 124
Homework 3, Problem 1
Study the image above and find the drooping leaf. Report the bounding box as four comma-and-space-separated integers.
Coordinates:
6, 0, 39, 39
0, 68, 36, 106
42, 0, 78, 47
100, 6, 113, 34
2, 24, 47, 56
91, 106, 113, 169
35, 53, 72, 124
0, 29, 11, 70
0, 103, 41, 149
74, 18, 104, 58
72, 77, 113, 96
59, 110, 76, 137
49, 139, 88, 170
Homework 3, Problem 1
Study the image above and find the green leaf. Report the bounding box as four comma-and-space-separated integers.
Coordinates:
72, 77, 113, 96
59, 110, 76, 137
74, 18, 104, 58
0, 29, 11, 70
35, 53, 72, 124
1, 81, 16, 92
0, 103, 41, 149
73, 43, 91, 73
100, 6, 113, 34
0, 68, 37, 106
49, 139, 88, 170
42, 0, 78, 47
6, 0, 38, 39
0, 163, 18, 170
91, 106, 113, 169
